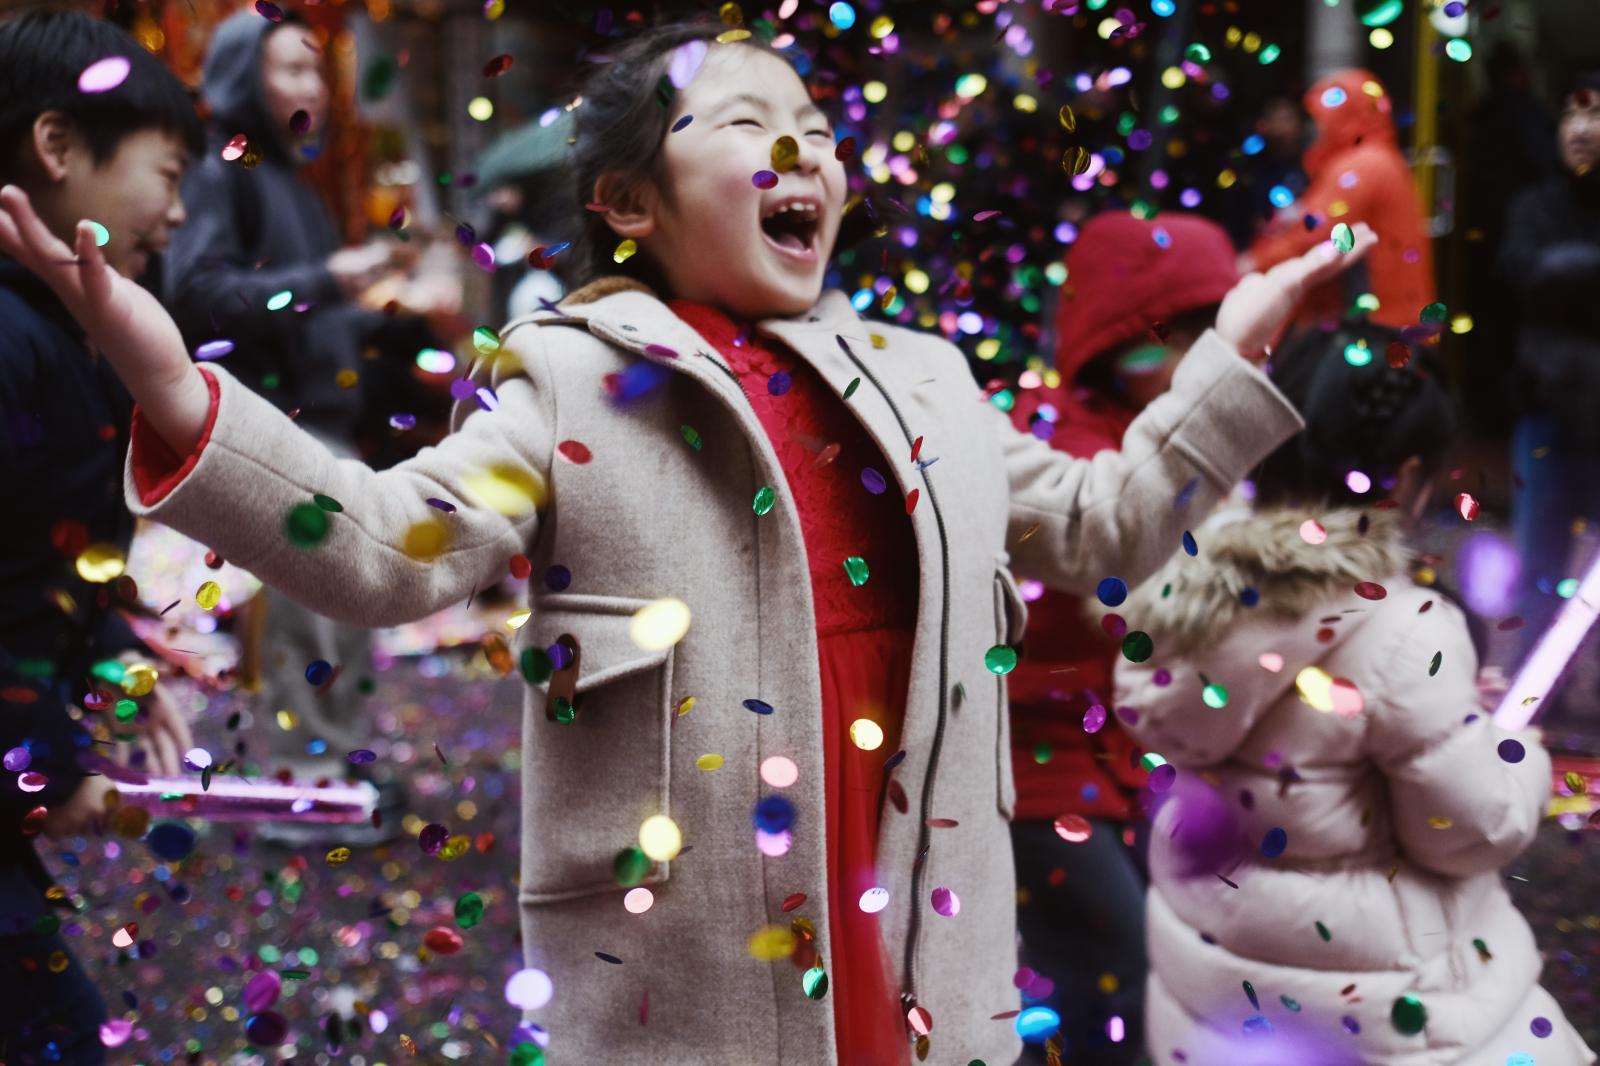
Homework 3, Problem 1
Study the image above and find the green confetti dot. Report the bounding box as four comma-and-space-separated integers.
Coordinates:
802, 966, 829, 1000
1391, 994, 1427, 1035
282, 968, 310, 980
1202, 683, 1228, 709
1420, 301, 1448, 324
472, 326, 501, 354
552, 697, 575, 723
1280, 994, 1302, 1012
519, 646, 552, 685
114, 698, 139, 723
455, 891, 485, 929
285, 502, 330, 548
266, 289, 293, 311
1140, 751, 1168, 772
313, 493, 343, 513
1428, 651, 1442, 676
753, 486, 776, 515
1331, 222, 1355, 253
614, 846, 650, 888
680, 424, 703, 451
842, 377, 861, 400
1031, 742, 1053, 765
843, 556, 870, 587
984, 644, 1018, 675
508, 1041, 546, 1066
1316, 920, 1332, 942
1121, 631, 1155, 663
1243, 980, 1259, 1008
88, 220, 110, 247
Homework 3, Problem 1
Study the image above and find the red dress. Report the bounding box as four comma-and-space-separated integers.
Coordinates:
673, 301, 918, 1066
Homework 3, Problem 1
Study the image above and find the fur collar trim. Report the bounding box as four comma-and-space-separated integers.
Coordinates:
1122, 506, 1412, 654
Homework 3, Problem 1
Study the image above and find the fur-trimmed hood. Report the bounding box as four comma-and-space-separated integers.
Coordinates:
1122, 504, 1412, 655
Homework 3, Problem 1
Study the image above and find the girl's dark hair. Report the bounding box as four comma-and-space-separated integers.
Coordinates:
0, 9, 204, 187
1251, 321, 1456, 508
568, 20, 872, 290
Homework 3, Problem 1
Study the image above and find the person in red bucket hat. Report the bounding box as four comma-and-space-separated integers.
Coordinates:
1244, 69, 1436, 329
1007, 209, 1240, 1066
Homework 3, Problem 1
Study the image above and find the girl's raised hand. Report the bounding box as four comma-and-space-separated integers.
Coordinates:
1215, 222, 1379, 362
0, 184, 210, 453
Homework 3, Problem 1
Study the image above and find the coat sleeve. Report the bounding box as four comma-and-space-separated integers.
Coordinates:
1001, 330, 1303, 592
122, 328, 555, 628
1364, 596, 1550, 878
164, 157, 340, 352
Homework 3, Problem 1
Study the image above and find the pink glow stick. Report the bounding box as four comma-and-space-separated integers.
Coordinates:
113, 776, 379, 824
1494, 547, 1600, 729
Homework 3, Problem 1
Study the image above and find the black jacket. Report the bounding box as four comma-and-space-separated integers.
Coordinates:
164, 10, 380, 442
0, 257, 139, 930
1498, 172, 1600, 443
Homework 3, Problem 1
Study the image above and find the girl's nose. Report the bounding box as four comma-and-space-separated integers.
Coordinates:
790, 131, 825, 176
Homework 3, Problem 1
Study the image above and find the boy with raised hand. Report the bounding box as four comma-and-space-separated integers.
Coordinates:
0, 10, 198, 1060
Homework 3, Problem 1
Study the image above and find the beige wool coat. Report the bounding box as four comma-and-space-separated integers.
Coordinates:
125, 278, 1301, 1064
1115, 506, 1595, 1066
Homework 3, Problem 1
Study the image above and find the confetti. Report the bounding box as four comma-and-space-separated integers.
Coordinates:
1121, 631, 1154, 663
771, 135, 800, 173
639, 815, 681, 861
505, 968, 553, 1010
612, 239, 637, 264
984, 644, 1018, 674
629, 598, 691, 650
671, 115, 694, 133
1390, 994, 1427, 1035
78, 56, 131, 93
1331, 222, 1355, 253
754, 486, 776, 515
196, 580, 222, 610
848, 718, 884, 750
843, 556, 870, 586
1261, 827, 1288, 858
1455, 493, 1480, 521
752, 170, 779, 189
1096, 577, 1128, 606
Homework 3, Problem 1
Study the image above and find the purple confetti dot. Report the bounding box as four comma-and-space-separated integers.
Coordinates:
752, 170, 779, 189
1148, 762, 1177, 794
1153, 668, 1173, 686
1342, 1015, 1361, 1035
244, 1010, 288, 1046
1531, 1017, 1553, 1039
860, 468, 887, 495
425, 498, 457, 513
419, 823, 450, 856
1498, 738, 1526, 763
472, 243, 497, 272
546, 642, 574, 671
3, 747, 30, 772
243, 970, 282, 1013
767, 371, 793, 396
196, 339, 234, 361
671, 115, 694, 132
389, 412, 416, 430
1082, 704, 1107, 734
544, 565, 573, 591
347, 749, 377, 765
449, 378, 477, 402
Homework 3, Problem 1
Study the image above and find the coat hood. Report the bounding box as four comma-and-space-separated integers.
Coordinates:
201, 10, 297, 164
1122, 504, 1411, 655
1302, 68, 1399, 175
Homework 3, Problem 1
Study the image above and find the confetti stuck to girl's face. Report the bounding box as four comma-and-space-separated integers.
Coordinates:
623, 45, 847, 320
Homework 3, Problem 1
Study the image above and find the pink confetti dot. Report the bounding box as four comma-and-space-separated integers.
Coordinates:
77, 56, 131, 94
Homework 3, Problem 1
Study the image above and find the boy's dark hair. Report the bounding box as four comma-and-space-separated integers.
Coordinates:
568, 20, 868, 290
1252, 321, 1456, 508
0, 8, 203, 188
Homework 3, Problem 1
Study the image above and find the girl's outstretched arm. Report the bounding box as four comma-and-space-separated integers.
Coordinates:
0, 183, 552, 628
1000, 226, 1375, 593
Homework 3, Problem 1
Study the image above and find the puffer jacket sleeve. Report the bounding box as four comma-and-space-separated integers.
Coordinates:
1001, 329, 1303, 593
1364, 594, 1551, 878
122, 326, 556, 629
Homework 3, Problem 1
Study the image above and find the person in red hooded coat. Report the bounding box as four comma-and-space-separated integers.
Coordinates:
1244, 69, 1436, 329
1008, 210, 1240, 1065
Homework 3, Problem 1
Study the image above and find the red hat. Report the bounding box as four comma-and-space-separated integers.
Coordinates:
1054, 211, 1240, 382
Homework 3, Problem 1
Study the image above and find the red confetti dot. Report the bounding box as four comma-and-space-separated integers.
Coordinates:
973, 209, 1003, 222
423, 927, 463, 954
1386, 341, 1410, 368
905, 488, 920, 515
1354, 582, 1387, 600
482, 54, 514, 78
557, 440, 592, 464
781, 892, 808, 912
834, 136, 857, 161
1455, 492, 1480, 521
509, 554, 532, 580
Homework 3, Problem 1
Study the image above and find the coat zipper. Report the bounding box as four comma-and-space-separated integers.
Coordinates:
830, 343, 951, 1034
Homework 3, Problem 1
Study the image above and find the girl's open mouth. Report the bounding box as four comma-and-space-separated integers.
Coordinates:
760, 198, 820, 262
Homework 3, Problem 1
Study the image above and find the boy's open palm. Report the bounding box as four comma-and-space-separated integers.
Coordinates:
1216, 222, 1378, 361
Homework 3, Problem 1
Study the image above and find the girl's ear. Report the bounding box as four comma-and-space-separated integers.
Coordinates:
593, 172, 657, 240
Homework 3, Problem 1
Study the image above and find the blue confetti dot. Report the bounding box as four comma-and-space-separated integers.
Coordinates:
304, 660, 332, 686
1261, 827, 1288, 858
828, 0, 856, 29
1240, 587, 1260, 607
1182, 531, 1198, 556
1498, 739, 1525, 763
547, 641, 575, 671
670, 114, 693, 133
1015, 1006, 1061, 1042
1242, 134, 1265, 156
1097, 577, 1128, 607
744, 698, 775, 715
146, 821, 197, 862
754, 795, 794, 833
1243, 1014, 1273, 1037
1269, 184, 1294, 208
767, 371, 792, 396
545, 565, 572, 591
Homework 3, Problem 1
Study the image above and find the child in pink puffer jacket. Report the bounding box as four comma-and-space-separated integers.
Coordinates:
1114, 322, 1594, 1066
